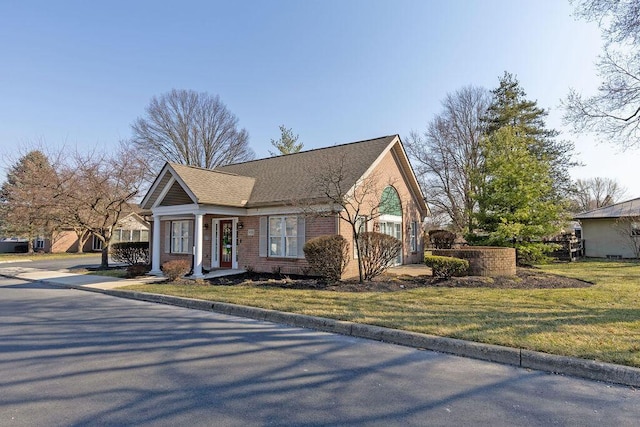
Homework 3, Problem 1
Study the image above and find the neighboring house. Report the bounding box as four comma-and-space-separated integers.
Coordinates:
35, 213, 150, 253
141, 135, 429, 278
574, 197, 640, 259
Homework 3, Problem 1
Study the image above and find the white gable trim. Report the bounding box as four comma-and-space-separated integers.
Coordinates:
166, 166, 199, 205
152, 176, 176, 208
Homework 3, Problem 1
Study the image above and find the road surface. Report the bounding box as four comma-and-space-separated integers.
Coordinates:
1, 277, 638, 426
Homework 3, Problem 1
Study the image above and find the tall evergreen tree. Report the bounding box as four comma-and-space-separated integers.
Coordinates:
475, 126, 563, 264
0, 151, 60, 252
484, 72, 577, 198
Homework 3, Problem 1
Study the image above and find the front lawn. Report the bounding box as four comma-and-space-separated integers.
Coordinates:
0, 252, 99, 261
123, 260, 640, 367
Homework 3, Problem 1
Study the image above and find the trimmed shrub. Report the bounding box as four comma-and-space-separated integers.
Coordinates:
428, 229, 456, 249
358, 231, 402, 280
111, 242, 149, 266
303, 234, 349, 281
126, 263, 151, 278
161, 259, 190, 281
424, 255, 469, 279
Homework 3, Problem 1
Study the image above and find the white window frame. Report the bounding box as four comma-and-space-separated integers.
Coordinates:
171, 220, 191, 254
35, 237, 45, 250
269, 216, 298, 258
92, 236, 103, 251
410, 221, 418, 253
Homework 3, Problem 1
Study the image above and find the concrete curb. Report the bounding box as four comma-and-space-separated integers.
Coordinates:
79, 286, 640, 388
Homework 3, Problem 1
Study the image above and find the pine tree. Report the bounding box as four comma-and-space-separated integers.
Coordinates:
475, 126, 563, 264
269, 125, 303, 156
484, 72, 577, 198
0, 151, 59, 252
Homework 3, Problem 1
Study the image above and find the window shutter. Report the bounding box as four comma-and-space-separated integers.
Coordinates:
297, 216, 306, 258
259, 217, 268, 257
187, 220, 193, 254
164, 221, 171, 253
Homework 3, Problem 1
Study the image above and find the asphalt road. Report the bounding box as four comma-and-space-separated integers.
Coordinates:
1, 277, 638, 426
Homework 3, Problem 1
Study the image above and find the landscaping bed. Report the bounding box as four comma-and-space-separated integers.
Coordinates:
207, 267, 592, 292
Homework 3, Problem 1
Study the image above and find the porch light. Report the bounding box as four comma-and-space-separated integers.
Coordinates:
204, 223, 209, 230
237, 221, 244, 229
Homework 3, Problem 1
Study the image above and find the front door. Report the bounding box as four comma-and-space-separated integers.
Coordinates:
219, 220, 233, 268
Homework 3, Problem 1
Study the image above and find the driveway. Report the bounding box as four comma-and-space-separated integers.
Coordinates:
1, 277, 638, 426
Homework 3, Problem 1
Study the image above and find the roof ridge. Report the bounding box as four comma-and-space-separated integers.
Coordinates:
216, 134, 398, 168
170, 162, 243, 177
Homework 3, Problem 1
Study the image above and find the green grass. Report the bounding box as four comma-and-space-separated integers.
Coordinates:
123, 259, 640, 367
0, 252, 99, 261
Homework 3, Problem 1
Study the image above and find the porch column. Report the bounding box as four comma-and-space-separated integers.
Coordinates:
150, 214, 162, 275
193, 213, 204, 278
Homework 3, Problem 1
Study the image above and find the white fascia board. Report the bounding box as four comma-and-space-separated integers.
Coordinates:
389, 146, 429, 217
152, 204, 248, 217
141, 164, 171, 208
151, 204, 200, 216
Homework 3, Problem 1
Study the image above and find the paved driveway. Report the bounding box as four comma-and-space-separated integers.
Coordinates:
1, 277, 638, 426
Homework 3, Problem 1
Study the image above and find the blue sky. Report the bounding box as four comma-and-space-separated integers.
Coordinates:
1, 0, 637, 197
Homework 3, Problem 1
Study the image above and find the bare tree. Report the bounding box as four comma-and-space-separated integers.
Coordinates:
301, 158, 399, 283
571, 177, 628, 212
131, 89, 255, 170
62, 144, 148, 267
614, 216, 640, 259
406, 86, 490, 234
565, 0, 640, 149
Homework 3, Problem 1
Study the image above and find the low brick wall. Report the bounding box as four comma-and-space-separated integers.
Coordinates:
432, 247, 516, 277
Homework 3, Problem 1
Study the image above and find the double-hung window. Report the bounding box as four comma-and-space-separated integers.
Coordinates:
171, 220, 190, 254
269, 216, 298, 257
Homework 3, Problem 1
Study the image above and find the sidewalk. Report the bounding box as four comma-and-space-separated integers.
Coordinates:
2, 265, 640, 388
0, 266, 163, 290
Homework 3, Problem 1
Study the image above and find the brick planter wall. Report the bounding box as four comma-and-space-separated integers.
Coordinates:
432, 247, 516, 277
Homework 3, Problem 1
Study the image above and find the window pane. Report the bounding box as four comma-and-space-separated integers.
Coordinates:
270, 237, 283, 256
285, 217, 297, 237
269, 218, 282, 236
286, 237, 297, 257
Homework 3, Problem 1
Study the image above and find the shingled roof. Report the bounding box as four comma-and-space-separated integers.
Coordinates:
574, 197, 640, 220
169, 163, 255, 207
215, 135, 396, 207
141, 134, 426, 213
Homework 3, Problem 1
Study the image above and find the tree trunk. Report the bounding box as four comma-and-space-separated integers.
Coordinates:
101, 246, 109, 268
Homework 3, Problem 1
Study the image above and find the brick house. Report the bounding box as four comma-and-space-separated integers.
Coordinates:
33, 212, 150, 253
141, 135, 429, 278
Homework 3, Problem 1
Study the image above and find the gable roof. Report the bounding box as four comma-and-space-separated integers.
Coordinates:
215, 135, 397, 207
141, 134, 428, 215
141, 163, 255, 209
574, 197, 640, 220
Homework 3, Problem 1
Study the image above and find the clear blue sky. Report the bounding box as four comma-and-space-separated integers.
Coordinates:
1, 0, 637, 197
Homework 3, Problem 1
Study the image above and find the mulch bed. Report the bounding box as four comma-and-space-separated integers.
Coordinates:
206, 267, 592, 292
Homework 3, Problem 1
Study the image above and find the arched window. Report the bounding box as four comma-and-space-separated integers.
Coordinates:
379, 186, 402, 216
379, 186, 402, 265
